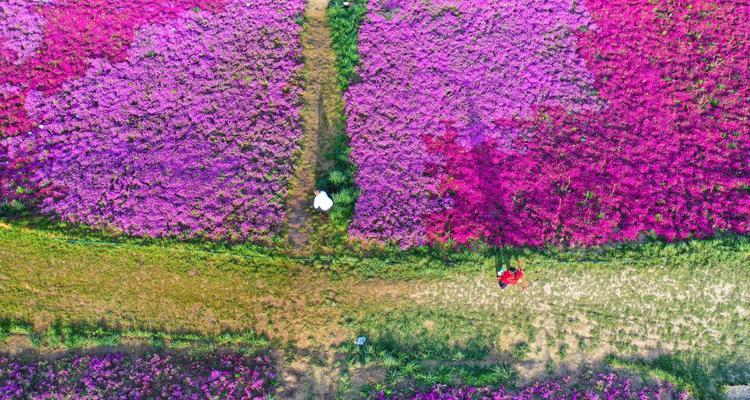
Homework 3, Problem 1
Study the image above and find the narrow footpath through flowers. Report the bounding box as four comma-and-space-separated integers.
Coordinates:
286, 0, 343, 254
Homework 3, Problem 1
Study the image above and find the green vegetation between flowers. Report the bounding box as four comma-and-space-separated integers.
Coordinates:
1, 216, 748, 399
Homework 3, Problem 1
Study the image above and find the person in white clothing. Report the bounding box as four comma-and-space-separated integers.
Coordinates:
313, 189, 333, 212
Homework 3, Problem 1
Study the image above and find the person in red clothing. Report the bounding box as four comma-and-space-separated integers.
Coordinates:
497, 259, 528, 291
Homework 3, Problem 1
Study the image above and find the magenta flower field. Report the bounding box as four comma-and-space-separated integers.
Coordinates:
346, 0, 749, 247
0, 352, 276, 399
1, 0, 304, 240
1, 0, 747, 248
0, 353, 687, 400
379, 373, 688, 400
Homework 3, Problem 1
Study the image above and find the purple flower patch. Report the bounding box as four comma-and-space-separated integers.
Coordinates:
2, 0, 305, 241
345, 0, 599, 247
379, 373, 688, 399
345, 0, 749, 247
0, 351, 276, 399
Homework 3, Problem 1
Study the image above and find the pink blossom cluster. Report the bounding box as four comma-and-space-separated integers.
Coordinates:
345, 0, 599, 246
1, 0, 305, 240
1, 0, 227, 138
0, 351, 276, 399
378, 373, 689, 400
346, 0, 749, 247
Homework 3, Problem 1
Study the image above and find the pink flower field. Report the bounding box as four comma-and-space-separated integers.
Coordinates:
381, 373, 688, 400
346, 0, 749, 247
0, 351, 277, 399
1, 0, 304, 240
0, 0, 747, 248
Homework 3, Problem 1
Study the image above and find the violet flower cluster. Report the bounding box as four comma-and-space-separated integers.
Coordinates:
346, 0, 749, 247
345, 0, 598, 246
1, 0, 304, 240
1, 0, 227, 138
0, 351, 276, 399
378, 373, 689, 400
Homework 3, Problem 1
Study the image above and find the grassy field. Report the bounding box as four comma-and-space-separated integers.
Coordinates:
1, 216, 749, 398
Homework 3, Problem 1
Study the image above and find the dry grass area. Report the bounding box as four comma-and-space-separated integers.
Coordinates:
381, 262, 750, 382
0, 223, 349, 347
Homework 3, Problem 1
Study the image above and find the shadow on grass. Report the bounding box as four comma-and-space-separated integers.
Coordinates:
330, 318, 750, 400
609, 354, 750, 400
0, 317, 274, 355
0, 205, 284, 257
331, 319, 517, 395
3, 201, 750, 283
0, 207, 490, 281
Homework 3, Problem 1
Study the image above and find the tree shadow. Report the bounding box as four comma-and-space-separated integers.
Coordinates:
0, 317, 274, 357
609, 353, 750, 400
329, 322, 750, 400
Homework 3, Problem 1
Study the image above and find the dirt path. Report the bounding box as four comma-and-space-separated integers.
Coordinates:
286, 0, 343, 254
278, 1, 347, 397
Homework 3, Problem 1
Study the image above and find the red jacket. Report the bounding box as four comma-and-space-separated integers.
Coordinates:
499, 269, 524, 285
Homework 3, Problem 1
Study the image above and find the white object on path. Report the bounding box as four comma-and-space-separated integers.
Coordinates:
313, 190, 333, 212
